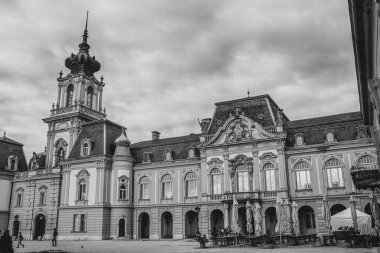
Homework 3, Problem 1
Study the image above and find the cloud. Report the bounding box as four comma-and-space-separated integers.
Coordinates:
0, 0, 359, 160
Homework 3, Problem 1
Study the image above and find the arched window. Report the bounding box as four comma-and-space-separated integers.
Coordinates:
139, 176, 150, 200
185, 172, 197, 197
236, 165, 249, 192
119, 176, 128, 200
357, 155, 377, 170
8, 155, 18, 171
326, 132, 335, 142
294, 161, 311, 189
263, 163, 276, 191
66, 84, 74, 106
211, 168, 223, 195
83, 143, 89, 156
161, 174, 173, 199
87, 86, 93, 108
78, 179, 87, 200
325, 158, 344, 187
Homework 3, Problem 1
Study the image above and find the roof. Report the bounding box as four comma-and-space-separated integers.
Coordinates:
68, 119, 122, 158
285, 111, 365, 147
0, 136, 28, 172
206, 95, 288, 135
131, 134, 201, 163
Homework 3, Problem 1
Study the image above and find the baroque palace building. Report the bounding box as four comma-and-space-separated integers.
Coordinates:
3, 19, 380, 240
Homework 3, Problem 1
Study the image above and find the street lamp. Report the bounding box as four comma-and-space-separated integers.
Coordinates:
195, 205, 200, 235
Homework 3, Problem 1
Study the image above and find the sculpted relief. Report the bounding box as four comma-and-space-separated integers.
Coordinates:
225, 120, 251, 143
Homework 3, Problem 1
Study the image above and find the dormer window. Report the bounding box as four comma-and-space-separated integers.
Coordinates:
357, 125, 368, 139
165, 151, 173, 161
326, 131, 335, 143
188, 147, 196, 158
294, 134, 305, 146
142, 152, 152, 163
8, 155, 18, 171
80, 138, 93, 157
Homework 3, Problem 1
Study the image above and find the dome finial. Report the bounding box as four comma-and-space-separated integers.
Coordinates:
82, 11, 89, 44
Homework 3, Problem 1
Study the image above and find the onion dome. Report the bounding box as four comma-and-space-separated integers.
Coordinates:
64, 12, 101, 76
115, 127, 131, 147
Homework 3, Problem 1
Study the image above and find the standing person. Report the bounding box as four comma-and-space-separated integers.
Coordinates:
16, 232, 24, 248
52, 228, 58, 246
0, 230, 14, 253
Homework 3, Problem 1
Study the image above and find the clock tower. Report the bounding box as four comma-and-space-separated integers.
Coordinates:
42, 14, 106, 169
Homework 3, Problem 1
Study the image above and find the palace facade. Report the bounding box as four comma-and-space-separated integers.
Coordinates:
3, 20, 380, 241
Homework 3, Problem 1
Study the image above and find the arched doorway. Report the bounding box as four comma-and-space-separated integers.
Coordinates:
364, 203, 380, 227
138, 212, 150, 239
34, 214, 46, 240
161, 212, 173, 239
298, 205, 316, 235
185, 211, 197, 238
12, 215, 20, 239
237, 207, 254, 235
265, 207, 277, 236
210, 209, 224, 235
330, 204, 346, 216
118, 218, 125, 237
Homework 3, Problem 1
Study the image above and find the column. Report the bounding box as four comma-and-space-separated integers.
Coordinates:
69, 130, 74, 153
223, 203, 230, 227
223, 155, 230, 193
57, 86, 62, 107
277, 149, 287, 190
61, 172, 67, 206
99, 89, 103, 110
48, 133, 55, 169
95, 168, 100, 204
65, 171, 71, 205
63, 87, 67, 107
93, 90, 98, 111
252, 150, 260, 191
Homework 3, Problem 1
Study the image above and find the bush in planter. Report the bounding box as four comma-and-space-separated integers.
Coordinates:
196, 234, 209, 248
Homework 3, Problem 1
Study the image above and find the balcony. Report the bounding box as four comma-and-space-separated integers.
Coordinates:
14, 168, 61, 179
223, 192, 259, 202
351, 165, 380, 190
47, 103, 106, 121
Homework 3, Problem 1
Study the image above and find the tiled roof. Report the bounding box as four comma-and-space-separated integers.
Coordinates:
131, 134, 201, 163
206, 95, 288, 135
0, 136, 28, 172
285, 111, 365, 147
68, 119, 122, 159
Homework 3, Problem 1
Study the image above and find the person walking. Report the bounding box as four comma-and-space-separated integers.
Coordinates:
16, 232, 24, 248
52, 228, 58, 246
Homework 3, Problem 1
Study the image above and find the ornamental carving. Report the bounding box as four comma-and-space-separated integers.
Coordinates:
225, 119, 251, 143
207, 158, 223, 171
259, 152, 277, 161
290, 157, 311, 165
321, 153, 343, 161
183, 168, 200, 179
228, 154, 253, 178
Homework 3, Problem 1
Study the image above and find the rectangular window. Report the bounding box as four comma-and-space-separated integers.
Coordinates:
141, 184, 150, 199
39, 192, 45, 205
73, 214, 87, 232
296, 170, 311, 189
16, 194, 22, 207
265, 170, 276, 191
186, 179, 197, 197
212, 174, 223, 194
327, 167, 343, 187
238, 172, 249, 192
162, 182, 173, 199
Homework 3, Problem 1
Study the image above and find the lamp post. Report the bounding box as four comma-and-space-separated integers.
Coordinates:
195, 205, 200, 235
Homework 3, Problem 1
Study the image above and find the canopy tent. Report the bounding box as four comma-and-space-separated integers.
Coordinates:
330, 208, 371, 234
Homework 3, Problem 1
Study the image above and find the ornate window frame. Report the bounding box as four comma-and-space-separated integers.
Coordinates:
38, 185, 47, 206
356, 153, 377, 170
292, 159, 312, 190
8, 155, 18, 171
263, 163, 277, 191
161, 173, 174, 199
139, 175, 151, 200
184, 172, 197, 197
118, 176, 128, 201
15, 187, 24, 207
294, 133, 305, 146
75, 169, 90, 206
228, 154, 253, 193
80, 138, 93, 157
142, 152, 153, 163
207, 158, 224, 195
323, 157, 345, 188
72, 213, 87, 232
55, 138, 68, 166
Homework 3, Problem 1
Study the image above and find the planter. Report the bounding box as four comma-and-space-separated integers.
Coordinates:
200, 242, 206, 248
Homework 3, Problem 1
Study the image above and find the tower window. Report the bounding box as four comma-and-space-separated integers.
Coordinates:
87, 86, 93, 108
67, 84, 74, 106
83, 143, 89, 156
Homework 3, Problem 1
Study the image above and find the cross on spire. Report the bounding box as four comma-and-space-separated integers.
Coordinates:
247, 88, 251, 97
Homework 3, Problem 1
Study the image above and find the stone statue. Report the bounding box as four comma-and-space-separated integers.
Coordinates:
28, 152, 39, 170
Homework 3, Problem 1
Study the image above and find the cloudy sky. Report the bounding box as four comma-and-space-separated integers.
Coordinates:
0, 0, 359, 160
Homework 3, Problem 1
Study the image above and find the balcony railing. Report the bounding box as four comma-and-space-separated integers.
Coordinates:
262, 191, 277, 198
224, 192, 259, 201
14, 168, 61, 179
351, 165, 380, 190
50, 103, 106, 119
351, 164, 378, 173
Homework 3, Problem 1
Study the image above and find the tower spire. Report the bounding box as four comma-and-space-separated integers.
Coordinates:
82, 11, 89, 44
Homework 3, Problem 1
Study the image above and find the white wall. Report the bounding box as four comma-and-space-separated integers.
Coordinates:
0, 179, 11, 211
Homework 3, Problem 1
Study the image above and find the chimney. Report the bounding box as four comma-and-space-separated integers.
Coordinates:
152, 131, 160, 141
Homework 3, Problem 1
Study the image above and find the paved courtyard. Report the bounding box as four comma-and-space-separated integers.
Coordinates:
10, 239, 380, 253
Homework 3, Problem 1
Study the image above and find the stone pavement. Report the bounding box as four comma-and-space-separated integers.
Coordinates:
11, 239, 380, 253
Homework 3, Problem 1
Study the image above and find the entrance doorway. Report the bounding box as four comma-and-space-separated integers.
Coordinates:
210, 209, 224, 234
298, 205, 316, 235
265, 207, 277, 236
161, 212, 173, 239
185, 211, 197, 238
34, 214, 46, 240
12, 216, 20, 238
118, 218, 125, 237
138, 212, 150, 239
